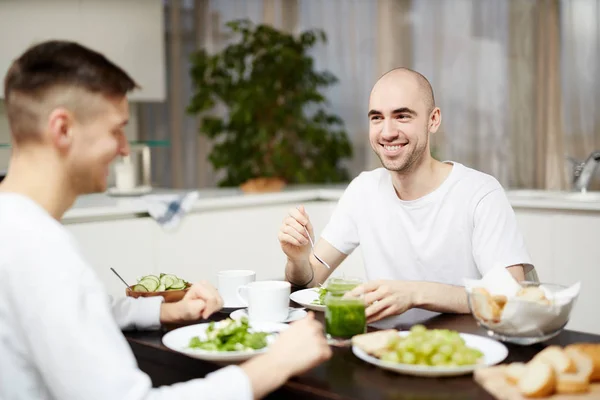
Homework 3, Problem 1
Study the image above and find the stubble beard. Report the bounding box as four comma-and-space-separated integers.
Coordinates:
376, 139, 428, 174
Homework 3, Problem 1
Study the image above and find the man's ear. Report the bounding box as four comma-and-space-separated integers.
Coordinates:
47, 108, 74, 151
428, 107, 442, 134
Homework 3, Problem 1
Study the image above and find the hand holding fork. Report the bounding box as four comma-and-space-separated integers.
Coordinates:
278, 205, 330, 269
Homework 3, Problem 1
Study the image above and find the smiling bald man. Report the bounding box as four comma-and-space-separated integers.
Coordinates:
279, 67, 535, 328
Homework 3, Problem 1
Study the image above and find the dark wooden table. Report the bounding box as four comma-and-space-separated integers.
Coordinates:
125, 309, 600, 400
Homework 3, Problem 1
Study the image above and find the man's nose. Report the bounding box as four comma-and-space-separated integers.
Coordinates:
381, 120, 398, 140
119, 135, 130, 157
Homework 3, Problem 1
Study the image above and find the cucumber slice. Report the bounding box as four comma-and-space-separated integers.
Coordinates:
139, 275, 160, 285
170, 279, 186, 290
160, 275, 175, 289
132, 284, 149, 292
139, 278, 159, 292
157, 284, 166, 292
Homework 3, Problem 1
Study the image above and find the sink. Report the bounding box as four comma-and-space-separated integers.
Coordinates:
506, 190, 600, 202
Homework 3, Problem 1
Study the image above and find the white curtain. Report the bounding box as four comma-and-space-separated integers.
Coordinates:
561, 0, 600, 189
297, 0, 378, 175
412, 0, 511, 185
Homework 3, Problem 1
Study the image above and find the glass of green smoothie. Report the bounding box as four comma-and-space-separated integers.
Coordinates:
324, 277, 366, 346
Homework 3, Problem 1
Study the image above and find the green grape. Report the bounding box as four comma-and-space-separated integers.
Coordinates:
430, 352, 447, 366
402, 338, 417, 351
451, 352, 467, 365
438, 343, 454, 356
410, 324, 427, 334
416, 356, 429, 366
401, 351, 417, 364
395, 338, 410, 351
381, 351, 400, 363
419, 342, 435, 356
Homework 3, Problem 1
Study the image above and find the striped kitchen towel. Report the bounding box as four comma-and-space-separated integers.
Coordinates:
143, 191, 199, 230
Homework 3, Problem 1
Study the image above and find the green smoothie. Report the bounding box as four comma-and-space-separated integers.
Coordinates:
325, 296, 366, 339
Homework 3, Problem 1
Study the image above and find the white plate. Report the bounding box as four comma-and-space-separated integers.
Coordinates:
107, 185, 152, 197
230, 308, 308, 323
290, 288, 325, 312
162, 321, 288, 363
352, 331, 508, 378
221, 300, 247, 309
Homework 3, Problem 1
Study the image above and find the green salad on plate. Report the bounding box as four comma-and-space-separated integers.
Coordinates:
188, 318, 269, 352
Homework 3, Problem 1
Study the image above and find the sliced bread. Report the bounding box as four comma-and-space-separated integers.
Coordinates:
555, 347, 593, 394
504, 362, 527, 385
532, 346, 576, 374
351, 330, 398, 357
518, 360, 556, 398
566, 343, 600, 382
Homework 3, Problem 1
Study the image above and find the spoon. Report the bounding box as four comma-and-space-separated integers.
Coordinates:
110, 267, 131, 288
303, 225, 331, 269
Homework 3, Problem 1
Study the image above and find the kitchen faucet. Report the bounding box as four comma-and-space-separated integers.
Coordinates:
569, 150, 600, 192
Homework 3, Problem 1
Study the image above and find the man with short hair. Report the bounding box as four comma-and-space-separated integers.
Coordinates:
0, 40, 331, 400
279, 67, 533, 327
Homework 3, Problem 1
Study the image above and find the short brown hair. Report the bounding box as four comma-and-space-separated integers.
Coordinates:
4, 40, 138, 143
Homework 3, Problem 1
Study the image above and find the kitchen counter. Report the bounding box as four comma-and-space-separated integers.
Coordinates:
64, 186, 600, 223
64, 186, 346, 222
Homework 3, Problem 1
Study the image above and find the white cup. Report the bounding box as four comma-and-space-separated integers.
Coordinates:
237, 281, 291, 322
217, 270, 256, 306
115, 157, 136, 190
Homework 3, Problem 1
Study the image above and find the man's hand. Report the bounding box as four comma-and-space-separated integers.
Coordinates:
349, 279, 472, 322
265, 312, 332, 376
240, 312, 332, 399
347, 280, 416, 324
278, 205, 313, 262
160, 280, 224, 324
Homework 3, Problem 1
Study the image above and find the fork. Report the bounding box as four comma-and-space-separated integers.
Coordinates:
303, 225, 331, 269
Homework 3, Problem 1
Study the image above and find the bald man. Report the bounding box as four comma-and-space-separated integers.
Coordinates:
279, 68, 533, 327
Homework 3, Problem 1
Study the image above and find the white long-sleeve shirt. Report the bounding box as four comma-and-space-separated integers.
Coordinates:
0, 193, 252, 400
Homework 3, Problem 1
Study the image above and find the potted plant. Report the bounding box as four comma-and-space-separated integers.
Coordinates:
187, 19, 353, 192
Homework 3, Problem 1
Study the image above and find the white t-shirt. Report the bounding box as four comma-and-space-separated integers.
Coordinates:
0, 193, 252, 400
321, 162, 533, 326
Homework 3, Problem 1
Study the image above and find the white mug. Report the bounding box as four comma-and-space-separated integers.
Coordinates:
114, 157, 136, 190
217, 270, 256, 306
237, 281, 291, 322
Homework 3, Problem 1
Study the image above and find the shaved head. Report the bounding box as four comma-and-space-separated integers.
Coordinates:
372, 67, 435, 113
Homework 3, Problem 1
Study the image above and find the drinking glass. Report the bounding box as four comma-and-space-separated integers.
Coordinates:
325, 288, 366, 346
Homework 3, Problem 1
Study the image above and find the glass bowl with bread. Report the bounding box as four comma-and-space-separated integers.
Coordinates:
467, 281, 579, 345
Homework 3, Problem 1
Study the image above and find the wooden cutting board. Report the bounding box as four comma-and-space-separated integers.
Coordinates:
474, 366, 600, 400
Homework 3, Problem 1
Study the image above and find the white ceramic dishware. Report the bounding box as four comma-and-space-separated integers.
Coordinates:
289, 288, 326, 312
352, 331, 508, 378
162, 321, 288, 363
217, 269, 256, 308
230, 307, 307, 323
237, 280, 291, 322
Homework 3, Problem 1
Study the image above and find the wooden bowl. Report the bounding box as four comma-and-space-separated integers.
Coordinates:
125, 283, 191, 303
